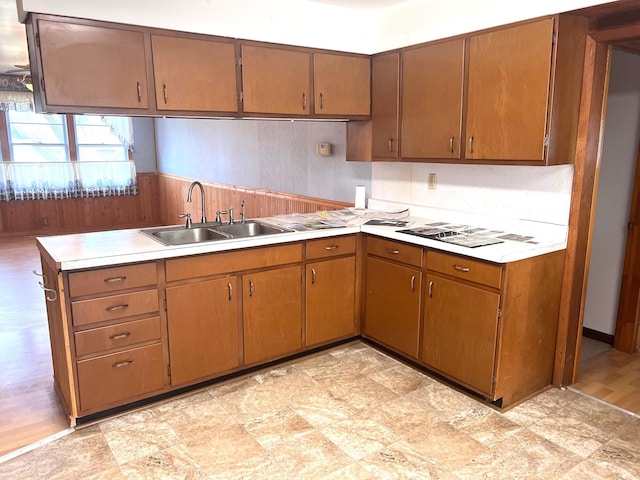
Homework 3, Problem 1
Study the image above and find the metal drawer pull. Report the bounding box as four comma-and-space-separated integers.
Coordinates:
104, 276, 127, 284
410, 275, 416, 292
453, 265, 470, 273
109, 332, 131, 340
302, 93, 307, 110
249, 280, 254, 297
136, 82, 142, 102
228, 282, 233, 301
320, 92, 324, 109
386, 248, 400, 255
469, 136, 474, 154
112, 360, 133, 368
106, 304, 129, 312
388, 139, 393, 152
324, 245, 339, 250
449, 136, 454, 153
163, 84, 168, 104
311, 268, 316, 285
429, 280, 433, 298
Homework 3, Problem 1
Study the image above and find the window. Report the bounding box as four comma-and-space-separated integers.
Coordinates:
0, 112, 136, 201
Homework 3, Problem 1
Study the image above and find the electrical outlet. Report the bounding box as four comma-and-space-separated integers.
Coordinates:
428, 173, 437, 190
41, 217, 49, 226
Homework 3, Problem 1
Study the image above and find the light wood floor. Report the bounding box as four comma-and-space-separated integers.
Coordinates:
0, 236, 68, 457
573, 336, 640, 416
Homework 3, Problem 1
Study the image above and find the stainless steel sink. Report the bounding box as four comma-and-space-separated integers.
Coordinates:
140, 220, 290, 246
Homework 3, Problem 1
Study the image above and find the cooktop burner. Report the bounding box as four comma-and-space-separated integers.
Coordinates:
397, 227, 504, 248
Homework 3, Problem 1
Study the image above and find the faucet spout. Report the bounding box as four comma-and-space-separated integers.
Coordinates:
186, 181, 206, 224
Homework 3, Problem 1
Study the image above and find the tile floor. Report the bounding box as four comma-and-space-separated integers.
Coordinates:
2, 341, 640, 479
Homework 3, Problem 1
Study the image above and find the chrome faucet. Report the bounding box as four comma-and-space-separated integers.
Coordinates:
228, 206, 234, 225
186, 181, 206, 224
240, 200, 246, 223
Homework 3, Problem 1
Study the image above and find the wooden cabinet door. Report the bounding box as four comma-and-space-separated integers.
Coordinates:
365, 257, 422, 358
36, 19, 149, 110
466, 19, 554, 161
401, 39, 464, 159
371, 52, 400, 159
243, 266, 302, 364
422, 274, 500, 396
241, 44, 310, 115
314, 53, 370, 116
151, 35, 238, 112
306, 256, 356, 346
166, 277, 240, 386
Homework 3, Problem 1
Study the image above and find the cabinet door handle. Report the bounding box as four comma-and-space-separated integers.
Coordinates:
449, 136, 454, 153
302, 93, 307, 110
319, 92, 324, 109
109, 332, 131, 340
136, 82, 142, 103
162, 83, 168, 104
311, 268, 316, 285
386, 248, 400, 255
228, 282, 233, 301
388, 138, 393, 152
106, 304, 129, 312
469, 136, 474, 154
104, 276, 126, 284
324, 245, 339, 250
410, 275, 416, 292
429, 280, 433, 298
453, 265, 470, 273
112, 359, 133, 368
249, 280, 254, 297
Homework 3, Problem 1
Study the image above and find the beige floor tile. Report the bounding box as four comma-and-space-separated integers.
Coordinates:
363, 396, 441, 438
449, 406, 523, 447
293, 390, 359, 428
529, 415, 610, 458
243, 409, 315, 449
319, 417, 397, 460
0, 451, 39, 479
502, 388, 581, 427
589, 438, 640, 479
325, 374, 399, 413
367, 362, 434, 395
559, 459, 637, 480
359, 441, 458, 479
402, 380, 487, 422
321, 462, 375, 479
118, 444, 207, 480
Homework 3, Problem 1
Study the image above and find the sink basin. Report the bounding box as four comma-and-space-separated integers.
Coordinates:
142, 226, 231, 246
140, 220, 290, 246
211, 220, 289, 238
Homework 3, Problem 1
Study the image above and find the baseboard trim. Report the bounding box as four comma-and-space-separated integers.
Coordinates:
583, 327, 615, 345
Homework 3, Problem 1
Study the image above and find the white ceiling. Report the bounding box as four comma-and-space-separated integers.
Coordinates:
0, 0, 28, 74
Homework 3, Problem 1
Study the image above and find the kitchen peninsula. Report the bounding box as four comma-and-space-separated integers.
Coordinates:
37, 206, 566, 425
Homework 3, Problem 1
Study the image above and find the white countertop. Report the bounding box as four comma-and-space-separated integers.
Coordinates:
37, 207, 567, 271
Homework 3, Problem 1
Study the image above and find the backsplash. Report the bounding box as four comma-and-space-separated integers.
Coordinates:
371, 162, 573, 227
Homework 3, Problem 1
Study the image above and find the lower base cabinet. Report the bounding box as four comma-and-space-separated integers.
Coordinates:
166, 277, 240, 386
243, 265, 303, 365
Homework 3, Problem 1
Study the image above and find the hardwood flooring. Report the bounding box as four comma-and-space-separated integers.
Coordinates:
572, 336, 640, 416
0, 236, 68, 457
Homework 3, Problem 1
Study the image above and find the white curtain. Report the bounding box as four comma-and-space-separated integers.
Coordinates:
0, 161, 137, 201
100, 116, 134, 152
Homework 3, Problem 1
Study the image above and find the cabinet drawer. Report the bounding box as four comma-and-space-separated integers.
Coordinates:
366, 236, 423, 267
71, 289, 159, 327
165, 243, 303, 282
427, 250, 502, 288
306, 235, 356, 260
74, 316, 161, 356
77, 343, 164, 412
68, 263, 157, 298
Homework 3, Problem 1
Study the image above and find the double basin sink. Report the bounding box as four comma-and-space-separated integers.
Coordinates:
141, 220, 291, 246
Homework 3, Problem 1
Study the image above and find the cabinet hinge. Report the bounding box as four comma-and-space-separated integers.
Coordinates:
497, 307, 502, 319
40, 77, 45, 92
237, 56, 242, 66
36, 32, 40, 48
163, 298, 167, 311
552, 30, 557, 45
628, 222, 635, 231
238, 91, 244, 103
543, 135, 550, 148
167, 364, 171, 377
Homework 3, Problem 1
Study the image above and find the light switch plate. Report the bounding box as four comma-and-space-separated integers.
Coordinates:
317, 143, 332, 156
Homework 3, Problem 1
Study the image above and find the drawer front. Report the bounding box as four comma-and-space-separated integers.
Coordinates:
68, 262, 157, 298
165, 243, 303, 282
366, 236, 423, 267
427, 250, 503, 288
71, 289, 159, 327
306, 235, 356, 260
77, 343, 164, 412
74, 316, 161, 357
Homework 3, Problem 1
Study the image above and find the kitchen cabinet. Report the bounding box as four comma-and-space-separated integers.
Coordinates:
27, 15, 150, 113
422, 255, 502, 396
401, 39, 464, 159
364, 237, 423, 359
465, 19, 553, 162
313, 53, 370, 117
371, 52, 401, 159
151, 34, 238, 113
243, 266, 303, 364
305, 235, 357, 346
240, 43, 311, 116
165, 277, 240, 386
67, 262, 165, 414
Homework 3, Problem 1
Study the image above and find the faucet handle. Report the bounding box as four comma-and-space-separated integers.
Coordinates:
178, 213, 192, 229
215, 210, 227, 223
228, 206, 234, 225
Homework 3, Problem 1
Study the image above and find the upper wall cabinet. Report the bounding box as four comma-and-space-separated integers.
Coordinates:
151, 35, 238, 114
313, 53, 370, 117
371, 52, 400, 159
465, 19, 553, 162
240, 44, 311, 116
401, 39, 464, 159
27, 15, 151, 113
